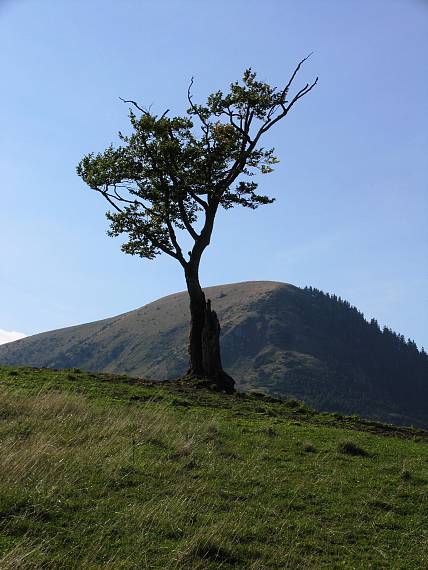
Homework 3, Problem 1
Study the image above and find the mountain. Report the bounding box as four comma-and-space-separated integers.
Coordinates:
1, 281, 427, 427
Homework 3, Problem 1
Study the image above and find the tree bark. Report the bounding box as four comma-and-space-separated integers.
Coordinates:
185, 266, 234, 393
201, 299, 235, 394
185, 268, 206, 377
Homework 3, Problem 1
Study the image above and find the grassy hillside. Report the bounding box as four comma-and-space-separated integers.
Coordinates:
0, 367, 427, 569
1, 282, 427, 429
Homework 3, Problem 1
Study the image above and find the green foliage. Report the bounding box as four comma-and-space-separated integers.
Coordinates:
77, 61, 317, 265
0, 366, 427, 568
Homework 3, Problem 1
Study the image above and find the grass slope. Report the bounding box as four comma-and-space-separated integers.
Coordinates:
0, 366, 427, 569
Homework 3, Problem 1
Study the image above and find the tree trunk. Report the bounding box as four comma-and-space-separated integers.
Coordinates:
185, 267, 234, 393
186, 270, 206, 377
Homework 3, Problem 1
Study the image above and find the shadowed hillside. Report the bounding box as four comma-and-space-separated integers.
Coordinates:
1, 281, 427, 427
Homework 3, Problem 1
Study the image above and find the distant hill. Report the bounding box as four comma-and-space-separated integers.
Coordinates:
1, 281, 427, 427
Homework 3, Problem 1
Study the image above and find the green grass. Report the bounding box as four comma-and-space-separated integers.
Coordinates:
0, 366, 427, 569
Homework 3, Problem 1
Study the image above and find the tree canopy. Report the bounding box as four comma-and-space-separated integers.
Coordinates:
77, 57, 317, 269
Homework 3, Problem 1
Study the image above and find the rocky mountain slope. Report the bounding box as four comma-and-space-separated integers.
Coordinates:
1, 281, 427, 427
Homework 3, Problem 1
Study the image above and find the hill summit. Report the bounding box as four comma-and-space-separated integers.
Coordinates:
1, 281, 427, 427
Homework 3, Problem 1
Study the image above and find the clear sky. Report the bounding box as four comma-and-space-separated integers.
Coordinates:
0, 0, 427, 348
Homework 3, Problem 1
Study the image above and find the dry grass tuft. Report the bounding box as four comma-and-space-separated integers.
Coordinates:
302, 441, 316, 453
337, 439, 369, 457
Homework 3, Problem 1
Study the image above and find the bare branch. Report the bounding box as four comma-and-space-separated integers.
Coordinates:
280, 52, 314, 100
99, 188, 124, 213
187, 77, 198, 116
256, 78, 318, 140
283, 77, 318, 113
253, 53, 316, 137
189, 191, 208, 211
119, 97, 151, 116
187, 77, 212, 147
112, 186, 140, 205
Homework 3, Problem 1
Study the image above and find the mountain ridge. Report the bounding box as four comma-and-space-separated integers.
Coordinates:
1, 281, 427, 428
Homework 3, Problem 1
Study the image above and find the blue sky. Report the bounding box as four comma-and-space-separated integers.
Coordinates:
0, 0, 427, 348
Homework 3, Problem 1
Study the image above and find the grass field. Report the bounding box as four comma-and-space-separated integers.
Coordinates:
0, 366, 427, 569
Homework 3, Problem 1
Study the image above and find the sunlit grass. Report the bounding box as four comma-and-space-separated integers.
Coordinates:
0, 367, 427, 568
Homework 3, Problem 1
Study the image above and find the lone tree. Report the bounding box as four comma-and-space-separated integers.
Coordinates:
77, 57, 317, 393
